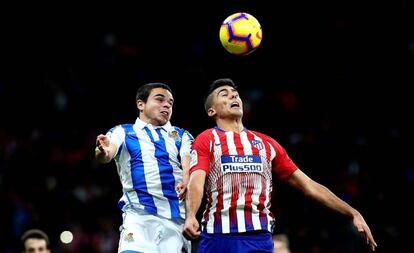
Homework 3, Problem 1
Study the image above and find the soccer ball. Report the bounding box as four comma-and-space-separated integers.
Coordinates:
219, 12, 262, 56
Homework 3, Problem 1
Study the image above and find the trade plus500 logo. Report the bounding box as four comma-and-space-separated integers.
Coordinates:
221, 155, 263, 173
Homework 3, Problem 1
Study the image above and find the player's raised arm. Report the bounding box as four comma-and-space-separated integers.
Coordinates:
95, 134, 117, 164
286, 169, 377, 251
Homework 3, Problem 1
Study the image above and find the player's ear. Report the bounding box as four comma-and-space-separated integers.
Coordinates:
207, 108, 216, 117
137, 100, 145, 111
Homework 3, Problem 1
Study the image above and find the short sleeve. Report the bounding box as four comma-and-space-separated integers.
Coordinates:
107, 125, 125, 156
180, 130, 194, 157
189, 131, 211, 174
270, 139, 298, 180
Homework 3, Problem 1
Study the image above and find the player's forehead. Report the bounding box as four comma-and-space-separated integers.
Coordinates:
149, 87, 174, 100
214, 85, 238, 95
25, 238, 47, 249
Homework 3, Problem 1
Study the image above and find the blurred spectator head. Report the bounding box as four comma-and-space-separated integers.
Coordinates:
273, 233, 291, 253
21, 229, 51, 253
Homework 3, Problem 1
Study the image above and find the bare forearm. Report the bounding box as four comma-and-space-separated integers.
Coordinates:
186, 170, 206, 217
307, 182, 358, 217
287, 170, 377, 251
186, 182, 204, 217
288, 170, 358, 218
181, 155, 191, 184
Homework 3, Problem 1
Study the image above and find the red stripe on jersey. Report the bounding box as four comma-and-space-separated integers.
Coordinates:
234, 131, 244, 155
257, 175, 268, 230
229, 173, 239, 232
213, 130, 226, 233
214, 170, 224, 233
217, 130, 229, 155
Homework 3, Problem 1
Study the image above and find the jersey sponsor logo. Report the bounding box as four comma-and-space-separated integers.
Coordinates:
190, 149, 198, 168
251, 139, 264, 150
221, 155, 263, 173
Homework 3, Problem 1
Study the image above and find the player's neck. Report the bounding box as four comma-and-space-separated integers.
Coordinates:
216, 118, 244, 133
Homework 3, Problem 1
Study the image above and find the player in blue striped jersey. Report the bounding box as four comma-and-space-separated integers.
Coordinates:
95, 82, 193, 253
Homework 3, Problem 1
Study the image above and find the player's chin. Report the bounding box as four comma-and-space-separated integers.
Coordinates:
156, 116, 170, 125
230, 110, 243, 117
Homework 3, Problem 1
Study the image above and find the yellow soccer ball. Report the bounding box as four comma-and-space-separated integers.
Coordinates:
219, 12, 263, 56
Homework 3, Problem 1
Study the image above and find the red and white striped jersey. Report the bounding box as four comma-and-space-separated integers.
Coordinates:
189, 127, 298, 234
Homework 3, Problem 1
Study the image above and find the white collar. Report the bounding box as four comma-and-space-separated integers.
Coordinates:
134, 117, 173, 132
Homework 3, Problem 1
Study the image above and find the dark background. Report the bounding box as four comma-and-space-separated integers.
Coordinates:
1, 1, 412, 252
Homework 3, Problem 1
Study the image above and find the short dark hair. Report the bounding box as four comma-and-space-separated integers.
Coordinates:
204, 78, 238, 113
136, 82, 172, 102
21, 229, 50, 250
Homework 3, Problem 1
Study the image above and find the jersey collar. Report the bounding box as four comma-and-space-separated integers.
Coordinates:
214, 126, 247, 133
135, 117, 173, 132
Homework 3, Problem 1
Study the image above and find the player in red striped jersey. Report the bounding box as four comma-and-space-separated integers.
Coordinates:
183, 78, 377, 252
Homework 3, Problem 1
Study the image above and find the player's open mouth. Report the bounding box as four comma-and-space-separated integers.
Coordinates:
230, 102, 239, 108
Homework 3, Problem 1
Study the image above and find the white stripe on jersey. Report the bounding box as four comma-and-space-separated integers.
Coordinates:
235, 173, 246, 233
240, 131, 253, 155
251, 178, 263, 230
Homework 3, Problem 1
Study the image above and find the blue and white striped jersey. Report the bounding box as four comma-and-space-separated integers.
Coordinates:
107, 117, 193, 220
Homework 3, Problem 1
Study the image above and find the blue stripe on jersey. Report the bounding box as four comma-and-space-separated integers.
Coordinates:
145, 127, 180, 219
122, 124, 157, 215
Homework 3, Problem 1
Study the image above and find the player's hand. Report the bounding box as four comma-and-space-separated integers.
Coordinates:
183, 216, 200, 240
96, 134, 110, 157
353, 212, 377, 251
176, 182, 187, 200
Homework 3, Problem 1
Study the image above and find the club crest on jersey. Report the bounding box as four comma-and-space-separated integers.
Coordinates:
124, 232, 134, 242
221, 155, 263, 173
169, 130, 180, 140
251, 139, 264, 150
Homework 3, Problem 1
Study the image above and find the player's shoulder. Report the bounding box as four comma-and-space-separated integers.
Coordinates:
108, 123, 133, 133
248, 130, 283, 147
196, 128, 215, 138
249, 130, 275, 141
171, 125, 189, 134
193, 128, 215, 142
171, 126, 194, 139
